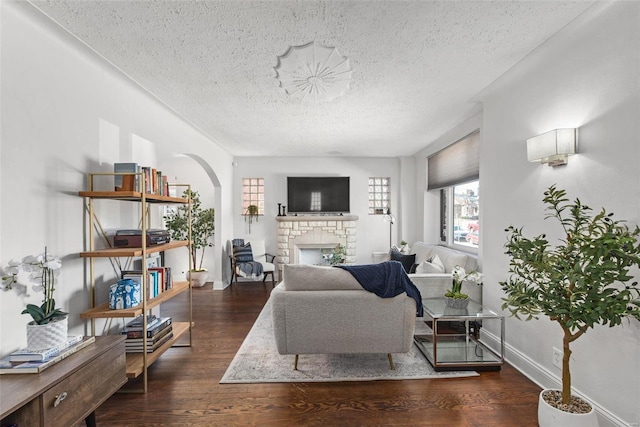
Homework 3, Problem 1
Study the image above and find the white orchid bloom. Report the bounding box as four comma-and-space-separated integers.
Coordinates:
452, 265, 466, 281
466, 271, 483, 284
45, 258, 62, 270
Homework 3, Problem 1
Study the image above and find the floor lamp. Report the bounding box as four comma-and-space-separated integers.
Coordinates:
383, 209, 395, 248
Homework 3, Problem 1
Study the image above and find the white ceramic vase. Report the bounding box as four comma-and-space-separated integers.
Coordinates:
538, 389, 599, 427
26, 316, 68, 349
445, 296, 470, 309
189, 269, 208, 287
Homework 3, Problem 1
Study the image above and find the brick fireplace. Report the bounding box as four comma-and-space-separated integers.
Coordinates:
276, 215, 358, 275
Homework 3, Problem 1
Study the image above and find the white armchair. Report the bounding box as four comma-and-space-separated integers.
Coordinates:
228, 239, 276, 285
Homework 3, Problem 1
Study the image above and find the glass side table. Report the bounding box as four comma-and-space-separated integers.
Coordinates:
414, 297, 504, 371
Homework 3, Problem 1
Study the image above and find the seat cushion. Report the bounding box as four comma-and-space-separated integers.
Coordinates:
260, 261, 275, 273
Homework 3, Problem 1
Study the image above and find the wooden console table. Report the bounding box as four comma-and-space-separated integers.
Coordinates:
0, 335, 126, 427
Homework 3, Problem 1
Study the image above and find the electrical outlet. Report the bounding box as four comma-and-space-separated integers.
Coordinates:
552, 347, 562, 369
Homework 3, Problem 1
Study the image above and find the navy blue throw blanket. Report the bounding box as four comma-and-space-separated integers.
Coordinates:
336, 261, 423, 317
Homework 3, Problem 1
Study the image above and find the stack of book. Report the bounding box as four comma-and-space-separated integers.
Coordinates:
121, 267, 173, 300
113, 162, 171, 196
122, 315, 173, 353
0, 336, 96, 374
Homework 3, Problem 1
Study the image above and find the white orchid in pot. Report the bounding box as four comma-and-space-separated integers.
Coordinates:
1, 247, 68, 348
445, 265, 483, 308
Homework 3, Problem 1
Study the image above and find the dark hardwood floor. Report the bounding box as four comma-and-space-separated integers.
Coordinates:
90, 284, 541, 426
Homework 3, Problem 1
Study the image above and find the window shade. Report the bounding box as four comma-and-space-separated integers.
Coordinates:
427, 130, 480, 190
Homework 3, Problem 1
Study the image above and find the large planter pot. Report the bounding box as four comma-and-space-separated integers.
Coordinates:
189, 269, 208, 288
26, 316, 68, 349
538, 389, 599, 427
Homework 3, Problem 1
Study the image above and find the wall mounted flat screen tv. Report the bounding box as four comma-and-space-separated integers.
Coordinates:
287, 177, 350, 214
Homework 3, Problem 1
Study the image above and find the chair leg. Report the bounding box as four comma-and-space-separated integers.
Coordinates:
263, 271, 275, 286
388, 354, 395, 370
294, 354, 299, 370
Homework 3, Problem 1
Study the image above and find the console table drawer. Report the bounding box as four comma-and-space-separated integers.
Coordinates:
41, 342, 126, 427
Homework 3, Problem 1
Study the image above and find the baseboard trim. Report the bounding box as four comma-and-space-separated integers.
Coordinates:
480, 330, 634, 427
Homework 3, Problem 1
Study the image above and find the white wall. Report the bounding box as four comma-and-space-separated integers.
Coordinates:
0, 1, 234, 354
476, 2, 639, 425
231, 156, 409, 273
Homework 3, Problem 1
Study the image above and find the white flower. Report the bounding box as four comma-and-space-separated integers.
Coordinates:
466, 271, 483, 284
452, 266, 466, 281
451, 265, 483, 284
45, 259, 62, 270
2, 248, 65, 324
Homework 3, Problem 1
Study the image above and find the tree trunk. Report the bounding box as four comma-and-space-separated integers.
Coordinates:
562, 332, 572, 404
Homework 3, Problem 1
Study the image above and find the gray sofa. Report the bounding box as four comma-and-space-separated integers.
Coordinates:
408, 242, 480, 303
380, 242, 480, 302
271, 263, 417, 370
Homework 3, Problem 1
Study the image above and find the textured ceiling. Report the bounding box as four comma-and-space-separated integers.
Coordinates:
28, 1, 596, 157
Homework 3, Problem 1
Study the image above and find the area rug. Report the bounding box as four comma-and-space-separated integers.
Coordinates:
220, 299, 478, 383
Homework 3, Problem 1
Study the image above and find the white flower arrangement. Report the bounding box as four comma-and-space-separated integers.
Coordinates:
447, 265, 483, 299
1, 248, 67, 325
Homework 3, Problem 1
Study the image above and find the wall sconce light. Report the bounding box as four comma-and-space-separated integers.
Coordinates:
526, 128, 577, 167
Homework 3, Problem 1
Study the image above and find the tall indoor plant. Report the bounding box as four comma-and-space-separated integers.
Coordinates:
164, 189, 215, 286
501, 185, 640, 423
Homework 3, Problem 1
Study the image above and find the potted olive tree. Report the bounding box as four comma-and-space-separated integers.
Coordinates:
164, 189, 215, 287
501, 185, 640, 426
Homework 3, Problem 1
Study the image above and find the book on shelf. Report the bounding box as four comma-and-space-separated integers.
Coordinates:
114, 163, 170, 195
0, 336, 96, 375
125, 324, 172, 346
122, 317, 172, 339
124, 314, 159, 330
121, 270, 153, 298
165, 266, 173, 290
122, 267, 170, 299
9, 335, 84, 362
125, 330, 173, 353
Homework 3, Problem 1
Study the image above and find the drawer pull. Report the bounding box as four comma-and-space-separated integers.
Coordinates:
54, 391, 68, 407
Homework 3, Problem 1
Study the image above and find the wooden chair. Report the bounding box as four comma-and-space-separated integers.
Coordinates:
229, 239, 276, 286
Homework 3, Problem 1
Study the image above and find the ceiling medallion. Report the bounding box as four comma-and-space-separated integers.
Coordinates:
274, 41, 353, 103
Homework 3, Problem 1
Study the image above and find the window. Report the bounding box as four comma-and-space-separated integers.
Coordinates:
438, 181, 479, 248
428, 131, 480, 248
452, 181, 479, 248
242, 178, 264, 215
368, 177, 390, 215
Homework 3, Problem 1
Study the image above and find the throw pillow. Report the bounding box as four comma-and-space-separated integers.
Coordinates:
416, 253, 446, 274
390, 247, 416, 274
233, 242, 253, 262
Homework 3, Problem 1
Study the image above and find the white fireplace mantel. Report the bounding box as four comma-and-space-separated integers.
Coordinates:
276, 215, 358, 273
275, 214, 359, 222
